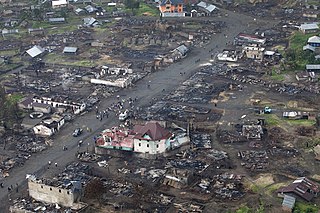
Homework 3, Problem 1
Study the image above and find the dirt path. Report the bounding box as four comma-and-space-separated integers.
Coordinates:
0, 10, 278, 212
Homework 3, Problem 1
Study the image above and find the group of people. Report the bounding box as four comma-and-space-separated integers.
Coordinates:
47, 161, 58, 169
3, 183, 19, 193
95, 96, 138, 120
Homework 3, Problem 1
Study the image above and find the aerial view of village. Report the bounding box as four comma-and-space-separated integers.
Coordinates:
0, 0, 320, 212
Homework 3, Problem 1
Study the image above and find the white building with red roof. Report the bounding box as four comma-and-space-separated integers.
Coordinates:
95, 121, 190, 156
133, 122, 173, 154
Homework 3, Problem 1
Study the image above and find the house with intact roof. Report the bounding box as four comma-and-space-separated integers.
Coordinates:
159, 0, 185, 17
196, 1, 218, 16
307, 36, 320, 47
95, 121, 190, 157
133, 122, 172, 154
277, 177, 320, 202
299, 23, 319, 34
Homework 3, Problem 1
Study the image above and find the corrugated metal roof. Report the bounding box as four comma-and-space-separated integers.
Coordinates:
63, 47, 78, 53
303, 44, 316, 52
308, 36, 320, 43
175, 45, 188, 55
48, 17, 65, 22
205, 5, 217, 12
26, 45, 45, 58
300, 23, 319, 30
306, 64, 320, 70
282, 195, 295, 209
197, 1, 207, 8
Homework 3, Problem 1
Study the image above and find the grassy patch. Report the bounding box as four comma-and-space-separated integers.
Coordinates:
285, 31, 319, 70
0, 63, 22, 71
270, 69, 285, 81
236, 205, 251, 213
47, 25, 79, 34
263, 114, 281, 127
183, 22, 202, 30
261, 113, 315, 128
44, 53, 96, 67
0, 49, 20, 56
265, 182, 288, 196
7, 93, 24, 104
286, 119, 316, 126
31, 21, 53, 29
134, 3, 159, 16
293, 201, 320, 213
289, 32, 311, 51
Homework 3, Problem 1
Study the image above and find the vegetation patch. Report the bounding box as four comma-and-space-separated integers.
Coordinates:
236, 205, 251, 213
285, 32, 319, 70
293, 201, 320, 213
135, 3, 159, 17
262, 114, 281, 127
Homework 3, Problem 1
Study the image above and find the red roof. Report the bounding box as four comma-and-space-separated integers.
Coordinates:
277, 177, 320, 201
133, 122, 171, 141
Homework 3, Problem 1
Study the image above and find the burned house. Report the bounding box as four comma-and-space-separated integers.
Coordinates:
33, 114, 65, 136
27, 175, 82, 207
277, 177, 320, 201
296, 71, 310, 81
242, 124, 263, 140
32, 96, 86, 114
89, 65, 139, 88
234, 33, 266, 46
163, 168, 194, 189
217, 50, 238, 62
95, 127, 135, 151
242, 46, 265, 60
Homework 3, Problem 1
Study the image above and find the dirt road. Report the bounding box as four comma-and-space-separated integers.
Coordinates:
0, 10, 278, 212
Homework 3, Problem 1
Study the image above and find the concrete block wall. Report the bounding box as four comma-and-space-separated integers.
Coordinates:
28, 181, 75, 207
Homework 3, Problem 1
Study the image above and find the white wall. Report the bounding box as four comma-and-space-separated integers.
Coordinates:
133, 139, 166, 154
28, 181, 75, 207
33, 125, 54, 136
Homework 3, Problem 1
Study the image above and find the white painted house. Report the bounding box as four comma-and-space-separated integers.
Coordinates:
133, 122, 172, 154
52, 0, 68, 8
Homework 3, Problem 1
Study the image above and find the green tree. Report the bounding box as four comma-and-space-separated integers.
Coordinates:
0, 86, 20, 129
32, 8, 43, 20
125, 0, 140, 14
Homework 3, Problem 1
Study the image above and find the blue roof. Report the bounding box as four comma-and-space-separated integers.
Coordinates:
160, 0, 184, 6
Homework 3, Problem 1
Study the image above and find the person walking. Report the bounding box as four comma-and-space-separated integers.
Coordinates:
55, 162, 58, 167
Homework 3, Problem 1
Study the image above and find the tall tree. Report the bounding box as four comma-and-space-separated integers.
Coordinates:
125, 0, 140, 14
0, 86, 20, 129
